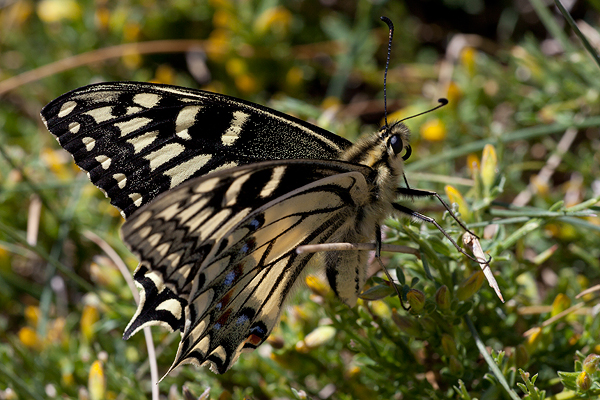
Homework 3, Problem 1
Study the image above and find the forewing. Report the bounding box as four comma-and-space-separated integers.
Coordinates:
41, 82, 352, 217
121, 160, 372, 374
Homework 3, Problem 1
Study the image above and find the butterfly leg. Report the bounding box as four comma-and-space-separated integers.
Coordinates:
374, 225, 408, 309
396, 187, 477, 237
392, 202, 488, 264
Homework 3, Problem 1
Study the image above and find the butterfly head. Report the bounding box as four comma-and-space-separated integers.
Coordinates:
380, 121, 412, 162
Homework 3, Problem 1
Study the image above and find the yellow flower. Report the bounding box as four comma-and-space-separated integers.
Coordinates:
152, 64, 175, 85
41, 148, 71, 180
206, 29, 231, 61
420, 118, 446, 142
460, 47, 476, 76
18, 326, 41, 349
25, 305, 40, 327
286, 66, 304, 89
254, 6, 292, 36
446, 81, 463, 105
95, 7, 110, 31
6, 1, 33, 26
123, 22, 140, 41
37, 0, 81, 23
305, 275, 330, 297
235, 75, 258, 94
213, 8, 234, 29
225, 58, 247, 77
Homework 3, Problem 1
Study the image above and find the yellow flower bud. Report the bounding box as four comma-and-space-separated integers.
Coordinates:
435, 285, 451, 311
391, 312, 421, 337
576, 371, 591, 391
88, 361, 105, 400
550, 293, 571, 317
583, 354, 600, 374
81, 305, 99, 342
302, 326, 336, 349
481, 144, 498, 194
441, 334, 458, 357
514, 344, 529, 368
456, 271, 484, 301
449, 355, 464, 376
444, 185, 471, 222
406, 289, 425, 313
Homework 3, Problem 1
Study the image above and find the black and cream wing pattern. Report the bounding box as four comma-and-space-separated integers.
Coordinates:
41, 81, 414, 374
40, 82, 351, 218
121, 159, 372, 373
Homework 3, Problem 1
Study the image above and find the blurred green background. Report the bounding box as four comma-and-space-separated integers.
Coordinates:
1, 0, 600, 399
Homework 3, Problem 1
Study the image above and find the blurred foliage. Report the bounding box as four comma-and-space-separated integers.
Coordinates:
1, 0, 600, 399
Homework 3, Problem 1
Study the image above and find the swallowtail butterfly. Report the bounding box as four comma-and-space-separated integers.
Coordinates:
40, 18, 481, 375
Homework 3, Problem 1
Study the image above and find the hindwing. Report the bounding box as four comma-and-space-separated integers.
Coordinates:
40, 82, 352, 217
121, 159, 372, 373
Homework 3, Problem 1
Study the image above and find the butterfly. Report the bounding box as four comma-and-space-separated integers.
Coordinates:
40, 19, 482, 375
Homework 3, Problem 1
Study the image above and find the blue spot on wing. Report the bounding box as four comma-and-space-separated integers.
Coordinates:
224, 271, 236, 286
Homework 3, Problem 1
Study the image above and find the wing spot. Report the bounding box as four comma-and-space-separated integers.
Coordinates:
113, 173, 127, 188
259, 166, 286, 198
155, 242, 171, 257
95, 155, 111, 169
129, 193, 143, 207
127, 130, 158, 154
175, 105, 202, 140
133, 93, 161, 108
210, 161, 238, 173
155, 299, 182, 320
115, 117, 152, 137
58, 101, 77, 117
84, 106, 115, 123
223, 173, 251, 207
82, 136, 95, 151
128, 210, 152, 230
126, 106, 143, 115
147, 233, 162, 247
194, 177, 220, 193
137, 225, 152, 239
221, 110, 249, 146
164, 154, 212, 189
144, 143, 185, 171
69, 122, 81, 134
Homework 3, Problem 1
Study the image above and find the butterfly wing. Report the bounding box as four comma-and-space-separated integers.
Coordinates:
40, 82, 352, 217
121, 159, 373, 373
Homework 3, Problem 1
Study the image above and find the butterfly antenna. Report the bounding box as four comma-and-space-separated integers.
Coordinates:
398, 98, 449, 124
380, 16, 394, 128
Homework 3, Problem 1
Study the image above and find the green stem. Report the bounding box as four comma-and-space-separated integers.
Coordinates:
464, 315, 521, 400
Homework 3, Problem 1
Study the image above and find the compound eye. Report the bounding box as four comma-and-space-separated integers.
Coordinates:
389, 134, 403, 155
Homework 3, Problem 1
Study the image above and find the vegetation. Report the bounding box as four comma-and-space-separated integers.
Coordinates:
0, 0, 599, 399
